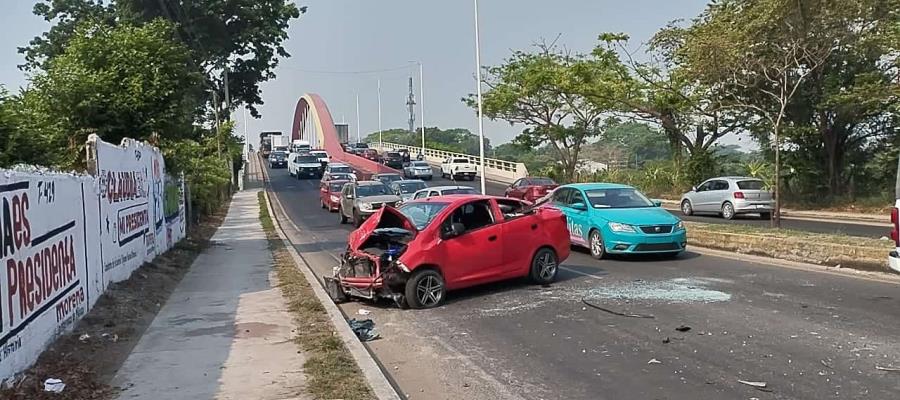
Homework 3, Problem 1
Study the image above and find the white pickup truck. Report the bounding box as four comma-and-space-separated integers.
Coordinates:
440, 157, 477, 181
890, 157, 900, 273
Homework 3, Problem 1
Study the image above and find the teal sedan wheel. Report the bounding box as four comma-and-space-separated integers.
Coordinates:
589, 230, 605, 260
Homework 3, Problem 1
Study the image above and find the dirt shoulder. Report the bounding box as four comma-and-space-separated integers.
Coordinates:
0, 204, 229, 400
258, 191, 375, 400
686, 221, 894, 272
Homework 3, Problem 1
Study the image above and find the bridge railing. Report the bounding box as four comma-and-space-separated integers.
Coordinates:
375, 142, 528, 184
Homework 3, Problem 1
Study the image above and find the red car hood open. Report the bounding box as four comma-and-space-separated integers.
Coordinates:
347, 207, 418, 252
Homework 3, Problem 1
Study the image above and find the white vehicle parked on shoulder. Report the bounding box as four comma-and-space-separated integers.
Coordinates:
440, 157, 477, 181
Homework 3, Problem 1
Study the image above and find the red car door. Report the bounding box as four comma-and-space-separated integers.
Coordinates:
434, 199, 504, 289
497, 199, 539, 277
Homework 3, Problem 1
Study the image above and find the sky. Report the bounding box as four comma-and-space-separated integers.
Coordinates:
0, 0, 744, 149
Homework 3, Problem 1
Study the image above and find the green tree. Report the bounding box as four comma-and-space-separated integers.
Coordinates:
366, 127, 491, 155
21, 0, 304, 117
672, 0, 898, 222
25, 20, 203, 168
468, 45, 614, 180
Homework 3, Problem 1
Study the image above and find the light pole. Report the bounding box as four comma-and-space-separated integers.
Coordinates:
377, 79, 383, 149
473, 0, 487, 194
410, 61, 426, 155
355, 93, 361, 143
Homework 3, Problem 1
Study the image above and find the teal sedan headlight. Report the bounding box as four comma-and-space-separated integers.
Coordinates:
675, 221, 684, 231
608, 222, 636, 233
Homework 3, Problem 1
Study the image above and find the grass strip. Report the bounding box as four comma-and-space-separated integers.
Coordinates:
257, 191, 375, 400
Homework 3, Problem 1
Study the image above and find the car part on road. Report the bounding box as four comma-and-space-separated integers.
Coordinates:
348, 318, 380, 342
580, 296, 655, 318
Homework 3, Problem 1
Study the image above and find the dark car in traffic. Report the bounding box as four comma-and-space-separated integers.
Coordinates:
382, 151, 405, 169
269, 151, 288, 168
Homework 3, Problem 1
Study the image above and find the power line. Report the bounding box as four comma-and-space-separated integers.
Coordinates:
281, 64, 415, 75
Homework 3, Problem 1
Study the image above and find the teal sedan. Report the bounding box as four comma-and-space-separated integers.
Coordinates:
548, 183, 686, 259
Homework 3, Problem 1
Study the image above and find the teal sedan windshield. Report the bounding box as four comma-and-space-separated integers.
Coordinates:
585, 188, 653, 209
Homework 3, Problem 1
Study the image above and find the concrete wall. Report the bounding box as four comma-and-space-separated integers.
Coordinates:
0, 135, 187, 382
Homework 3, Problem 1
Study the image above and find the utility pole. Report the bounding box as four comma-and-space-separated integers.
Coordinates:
212, 90, 222, 158
223, 68, 231, 112
406, 76, 416, 134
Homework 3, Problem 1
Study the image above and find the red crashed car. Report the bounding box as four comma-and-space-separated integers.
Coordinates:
325, 195, 571, 309
320, 179, 349, 212
505, 177, 559, 203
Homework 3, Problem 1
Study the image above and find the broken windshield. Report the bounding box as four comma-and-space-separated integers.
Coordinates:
399, 202, 449, 230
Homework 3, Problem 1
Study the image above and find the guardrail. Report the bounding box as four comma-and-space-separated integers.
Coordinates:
375, 142, 528, 184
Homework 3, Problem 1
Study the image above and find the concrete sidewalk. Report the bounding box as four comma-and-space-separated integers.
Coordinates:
112, 189, 308, 400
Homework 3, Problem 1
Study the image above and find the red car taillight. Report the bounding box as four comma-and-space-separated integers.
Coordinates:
891, 207, 899, 246
733, 192, 745, 199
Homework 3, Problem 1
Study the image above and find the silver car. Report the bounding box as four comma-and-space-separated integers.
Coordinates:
390, 180, 428, 202
680, 176, 774, 220
339, 181, 402, 227
410, 185, 479, 200
403, 160, 434, 180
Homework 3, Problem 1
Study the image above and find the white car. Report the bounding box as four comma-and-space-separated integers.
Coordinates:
440, 157, 477, 181
410, 185, 479, 200
290, 154, 323, 179
310, 150, 329, 164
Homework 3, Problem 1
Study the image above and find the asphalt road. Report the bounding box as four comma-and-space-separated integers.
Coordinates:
267, 163, 900, 400
415, 166, 889, 238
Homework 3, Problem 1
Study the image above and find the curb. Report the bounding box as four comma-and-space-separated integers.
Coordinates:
255, 155, 402, 400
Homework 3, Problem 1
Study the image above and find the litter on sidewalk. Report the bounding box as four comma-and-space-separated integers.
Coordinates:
43, 378, 65, 393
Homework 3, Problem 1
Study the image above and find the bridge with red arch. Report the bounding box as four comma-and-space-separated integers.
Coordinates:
291, 93, 395, 178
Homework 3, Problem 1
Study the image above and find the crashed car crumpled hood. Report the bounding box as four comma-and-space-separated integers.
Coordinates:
347, 207, 418, 252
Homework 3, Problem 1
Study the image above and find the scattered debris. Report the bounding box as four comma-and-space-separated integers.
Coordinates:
581, 297, 654, 319
875, 365, 900, 372
647, 358, 662, 365
738, 380, 772, 392
662, 337, 670, 344
585, 278, 731, 304
100, 332, 119, 343
675, 325, 691, 332
821, 359, 833, 369
43, 378, 65, 393
78, 333, 91, 342
348, 318, 380, 342
357, 309, 371, 316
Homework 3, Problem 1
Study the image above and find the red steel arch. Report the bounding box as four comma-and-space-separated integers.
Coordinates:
292, 93, 394, 177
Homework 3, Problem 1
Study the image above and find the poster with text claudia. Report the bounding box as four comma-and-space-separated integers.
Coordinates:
93, 136, 157, 285
0, 172, 99, 377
